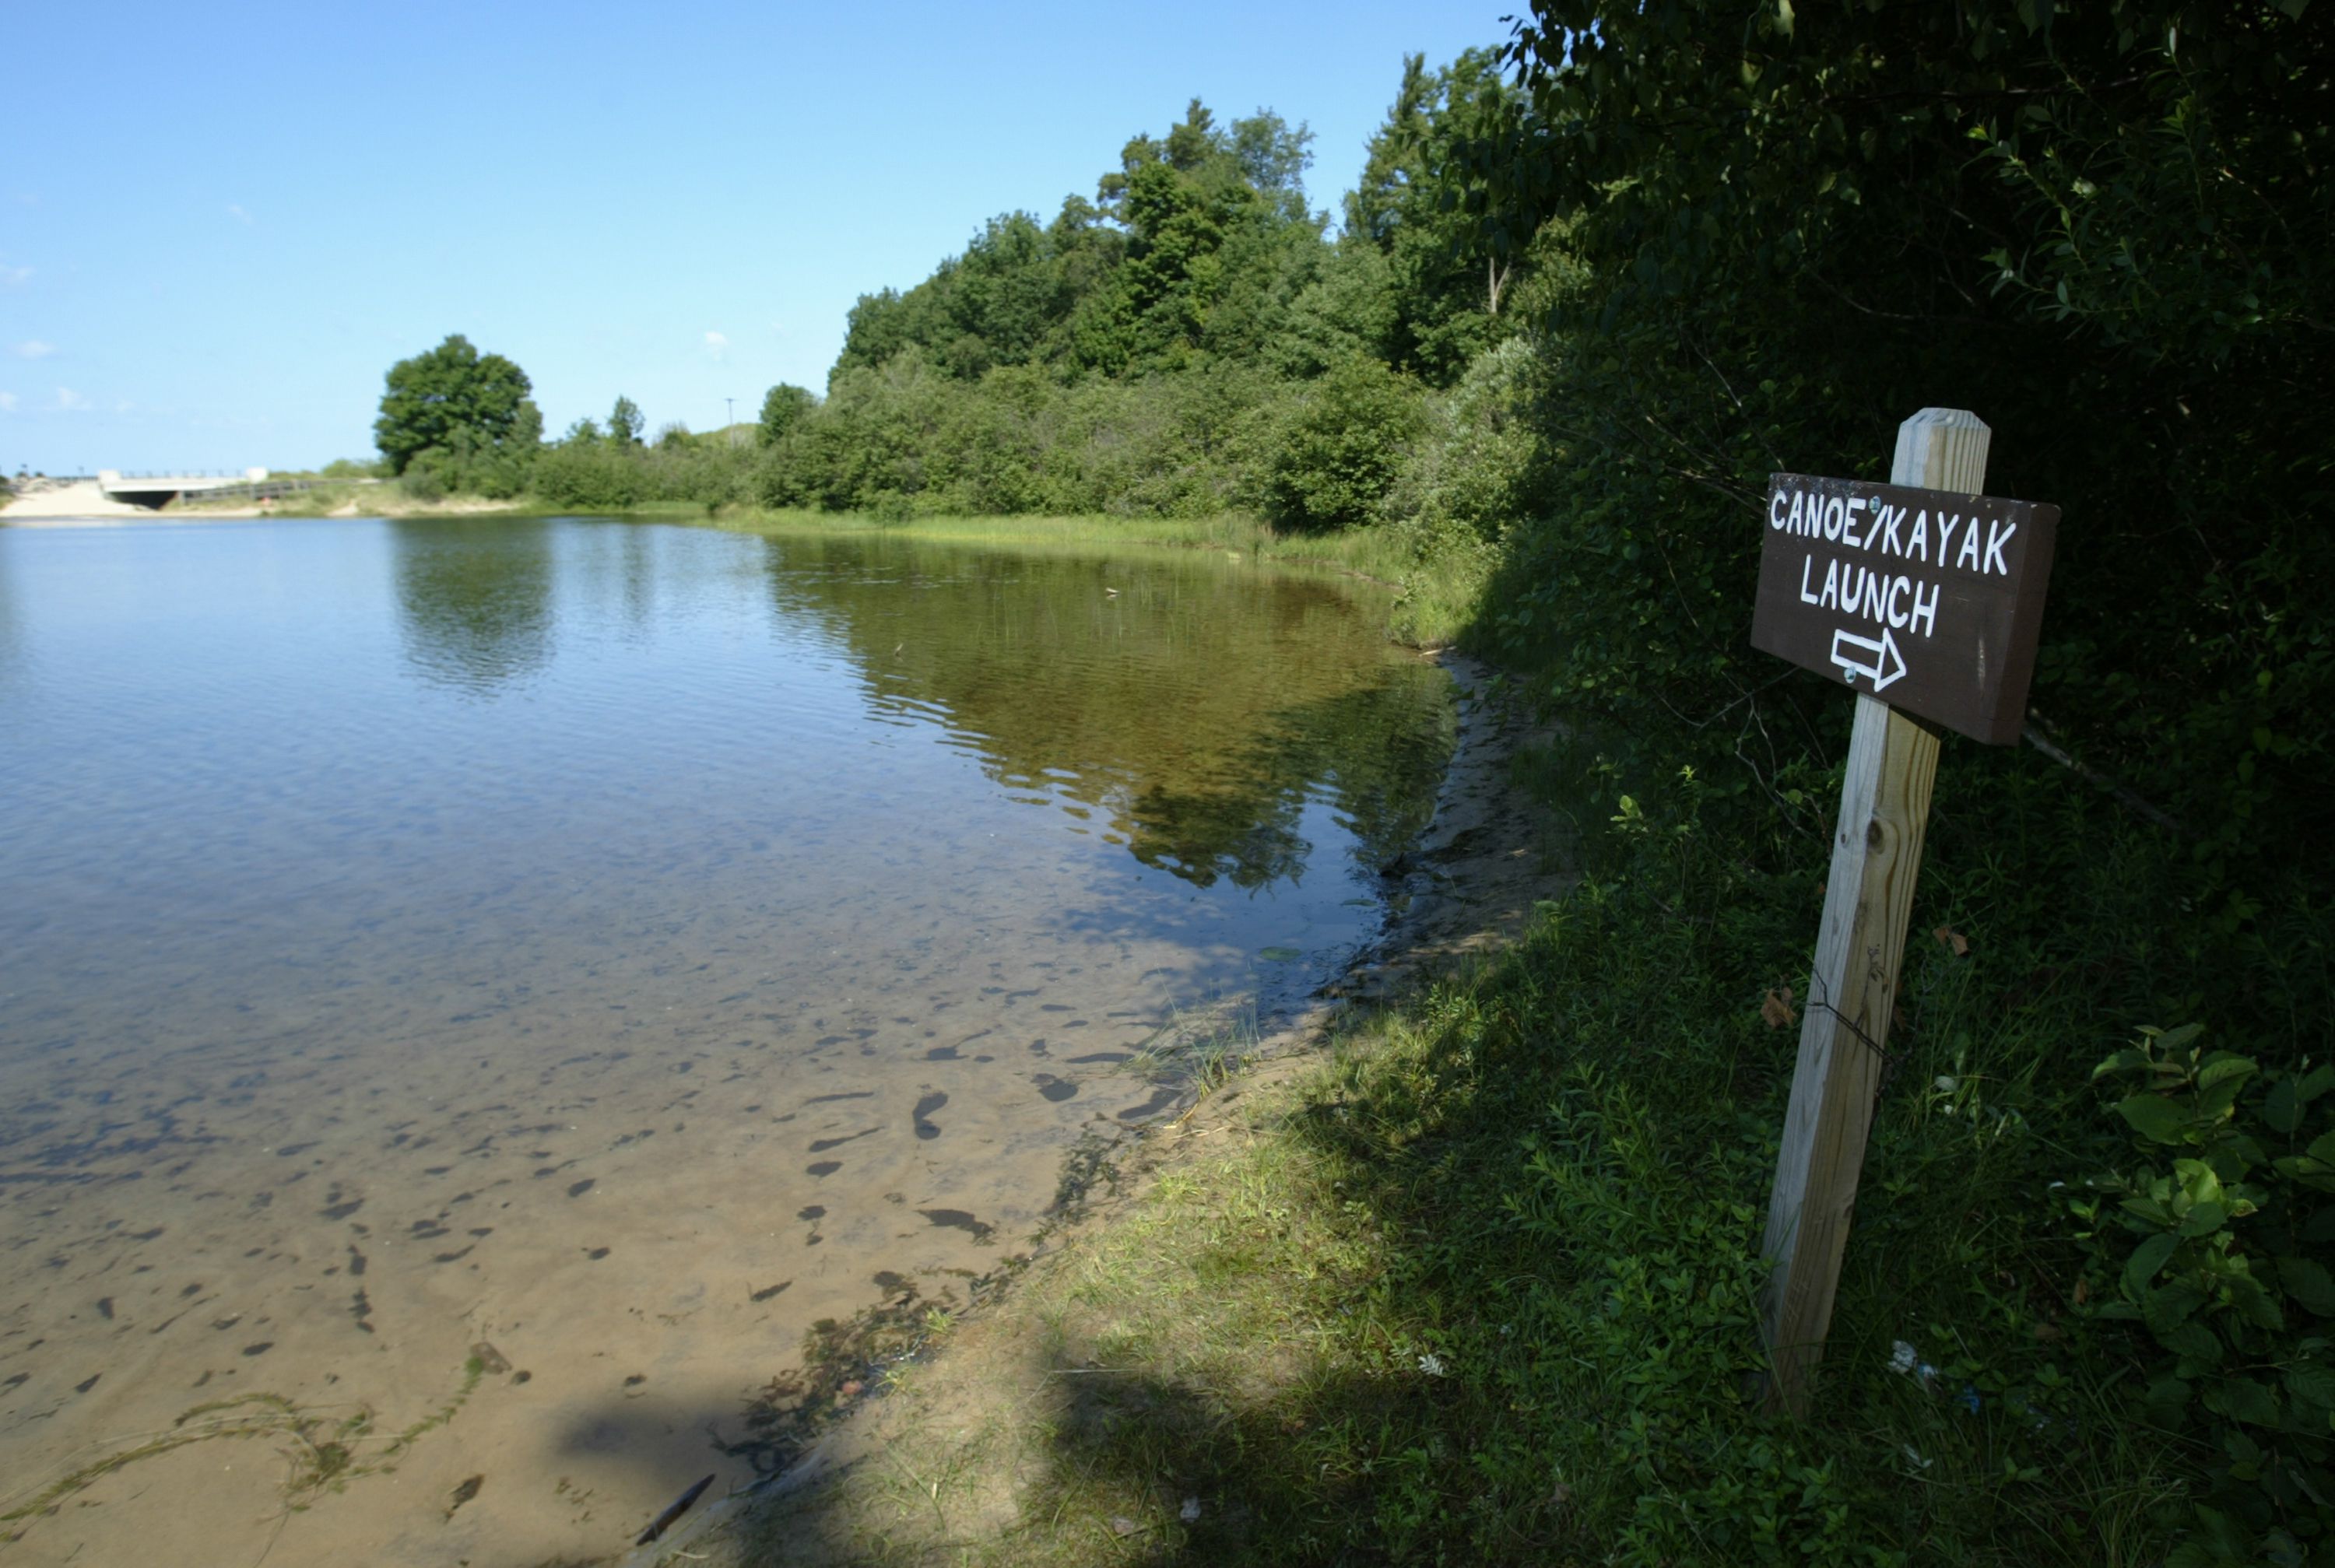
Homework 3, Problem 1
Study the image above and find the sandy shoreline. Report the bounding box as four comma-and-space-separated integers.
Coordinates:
0, 520, 1532, 1559
0, 479, 515, 523
0, 532, 1484, 1566
624, 653, 1571, 1566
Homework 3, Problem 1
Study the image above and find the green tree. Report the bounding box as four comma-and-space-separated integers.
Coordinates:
759, 383, 817, 447
828, 100, 1329, 385
1471, 0, 2333, 874
1264, 354, 1424, 530
374, 335, 533, 475
1347, 51, 1531, 384
608, 395, 644, 448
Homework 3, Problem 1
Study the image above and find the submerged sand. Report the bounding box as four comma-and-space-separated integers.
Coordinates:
620, 655, 1572, 1566
0, 541, 1461, 1566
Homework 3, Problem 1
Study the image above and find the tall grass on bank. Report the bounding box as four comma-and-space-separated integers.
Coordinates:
159, 495, 1491, 652
708, 508, 1495, 650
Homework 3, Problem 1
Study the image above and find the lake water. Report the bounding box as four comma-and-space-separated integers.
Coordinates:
0, 516, 1455, 1564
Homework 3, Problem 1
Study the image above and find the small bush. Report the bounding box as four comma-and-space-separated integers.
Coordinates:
2077, 1026, 2335, 1565
396, 458, 447, 504
1263, 353, 1426, 530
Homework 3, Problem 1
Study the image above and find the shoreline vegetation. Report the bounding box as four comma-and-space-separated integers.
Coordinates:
123, 494, 1499, 652
19, 7, 2330, 1562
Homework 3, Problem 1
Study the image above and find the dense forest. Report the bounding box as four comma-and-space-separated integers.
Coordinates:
375, 53, 1547, 544
374, 5, 2333, 1561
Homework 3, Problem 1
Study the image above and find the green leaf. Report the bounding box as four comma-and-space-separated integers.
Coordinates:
2265, 1075, 2302, 1135
2177, 1199, 2229, 1238
2281, 1134, 2335, 1194
2175, 1158, 2224, 1199
2160, 1321, 2222, 1362
2196, 1054, 2257, 1093
2119, 1093, 2193, 1145
2195, 1075, 2249, 1123
2154, 1023, 2207, 1055
2203, 1376, 2280, 1426
2123, 1231, 2181, 1300
2225, 1272, 2285, 1334
2286, 1360, 2335, 1413
2276, 1256, 2335, 1317
2145, 1279, 2210, 1334
2295, 1064, 2335, 1107
2143, 1373, 2193, 1426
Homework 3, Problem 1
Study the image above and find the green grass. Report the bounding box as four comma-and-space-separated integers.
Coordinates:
167, 490, 1492, 648
707, 736, 2248, 1568
704, 507, 1494, 647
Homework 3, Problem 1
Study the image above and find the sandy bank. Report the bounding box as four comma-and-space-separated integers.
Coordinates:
1, 480, 157, 520
627, 654, 1572, 1566
2, 482, 537, 524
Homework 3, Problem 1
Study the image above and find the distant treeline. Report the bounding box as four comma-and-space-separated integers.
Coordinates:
378, 59, 1547, 548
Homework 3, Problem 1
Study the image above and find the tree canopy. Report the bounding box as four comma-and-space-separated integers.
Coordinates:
607, 395, 644, 448
830, 100, 1332, 384
374, 335, 536, 476
758, 383, 816, 447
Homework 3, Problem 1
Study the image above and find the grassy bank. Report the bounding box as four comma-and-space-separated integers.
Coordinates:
174, 493, 1494, 650
683, 717, 2318, 1567
703, 507, 1494, 649
611, 526, 2326, 1568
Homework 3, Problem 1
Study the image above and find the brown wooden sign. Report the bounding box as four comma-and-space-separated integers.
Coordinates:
1751, 474, 2059, 745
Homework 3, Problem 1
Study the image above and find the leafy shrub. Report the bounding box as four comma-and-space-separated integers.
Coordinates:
1382, 335, 1547, 553
2078, 1025, 2335, 1565
1263, 353, 1425, 530
395, 457, 447, 504
532, 442, 647, 510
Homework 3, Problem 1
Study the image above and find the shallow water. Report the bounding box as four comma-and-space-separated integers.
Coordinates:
0, 517, 1453, 1563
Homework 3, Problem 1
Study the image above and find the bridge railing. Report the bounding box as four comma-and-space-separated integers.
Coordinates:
171, 479, 317, 506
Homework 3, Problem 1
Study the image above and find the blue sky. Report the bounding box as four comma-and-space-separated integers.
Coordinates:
3, 1, 1518, 475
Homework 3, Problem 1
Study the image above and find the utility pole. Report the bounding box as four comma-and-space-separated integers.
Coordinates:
725, 397, 735, 433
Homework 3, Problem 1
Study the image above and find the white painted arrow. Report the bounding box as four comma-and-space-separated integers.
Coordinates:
1829, 626, 1908, 692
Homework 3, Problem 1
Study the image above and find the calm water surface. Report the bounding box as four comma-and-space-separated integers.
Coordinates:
0, 516, 1453, 1563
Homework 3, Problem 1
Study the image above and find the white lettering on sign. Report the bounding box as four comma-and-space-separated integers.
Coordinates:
1765, 479, 2014, 688
1773, 487, 2021, 581
1756, 471, 2059, 745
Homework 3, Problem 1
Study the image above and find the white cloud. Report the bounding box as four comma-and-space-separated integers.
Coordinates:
704, 329, 729, 360
227, 203, 252, 225
0, 391, 18, 412
54, 387, 89, 412
14, 340, 55, 359
0, 261, 29, 286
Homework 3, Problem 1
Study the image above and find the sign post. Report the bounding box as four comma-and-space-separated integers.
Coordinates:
1753, 408, 2058, 1413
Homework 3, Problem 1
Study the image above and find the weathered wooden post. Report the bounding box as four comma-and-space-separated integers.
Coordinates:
1750, 409, 2059, 1413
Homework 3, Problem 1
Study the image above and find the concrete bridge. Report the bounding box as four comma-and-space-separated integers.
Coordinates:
97, 467, 272, 508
